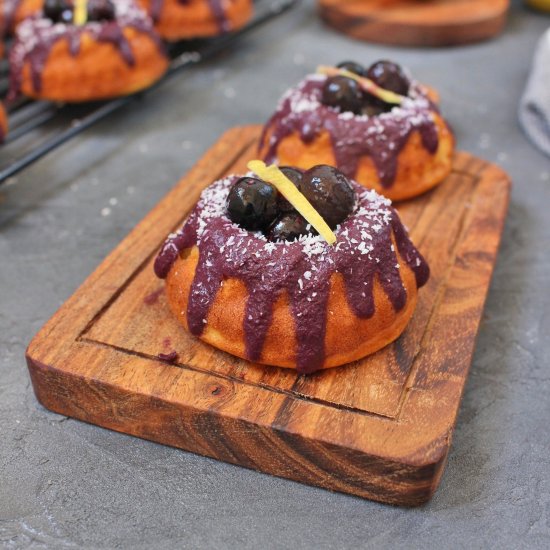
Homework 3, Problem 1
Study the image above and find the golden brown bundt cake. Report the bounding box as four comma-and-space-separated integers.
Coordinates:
8, 0, 169, 102
155, 164, 430, 374
259, 60, 454, 202
137, 0, 253, 41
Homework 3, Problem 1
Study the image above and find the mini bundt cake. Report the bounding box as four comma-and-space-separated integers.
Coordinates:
137, 0, 253, 41
259, 60, 455, 202
8, 0, 169, 102
155, 163, 430, 374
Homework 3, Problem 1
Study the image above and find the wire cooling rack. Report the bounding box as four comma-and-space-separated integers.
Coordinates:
0, 0, 298, 184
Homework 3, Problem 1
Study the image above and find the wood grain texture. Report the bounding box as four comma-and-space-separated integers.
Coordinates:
26, 125, 511, 506
318, 0, 510, 47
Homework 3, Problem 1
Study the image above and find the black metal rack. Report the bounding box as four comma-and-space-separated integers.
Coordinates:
0, 0, 298, 184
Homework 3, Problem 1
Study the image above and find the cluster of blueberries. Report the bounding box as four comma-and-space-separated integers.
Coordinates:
44, 0, 116, 23
226, 165, 355, 242
321, 60, 410, 116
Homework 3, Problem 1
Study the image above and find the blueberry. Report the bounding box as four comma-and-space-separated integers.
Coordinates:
267, 212, 315, 242
321, 76, 363, 114
279, 166, 303, 186
87, 0, 116, 22
361, 96, 392, 117
337, 61, 365, 77
44, 0, 73, 23
226, 177, 278, 231
299, 165, 355, 229
366, 60, 410, 96
278, 166, 303, 213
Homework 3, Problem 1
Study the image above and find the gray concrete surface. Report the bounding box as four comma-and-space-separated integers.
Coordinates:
1, 1, 550, 548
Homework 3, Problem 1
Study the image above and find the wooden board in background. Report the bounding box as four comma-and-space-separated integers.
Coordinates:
26, 126, 511, 506
318, 0, 510, 47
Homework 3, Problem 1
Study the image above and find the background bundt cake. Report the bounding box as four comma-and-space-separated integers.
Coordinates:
8, 0, 168, 102
259, 60, 454, 201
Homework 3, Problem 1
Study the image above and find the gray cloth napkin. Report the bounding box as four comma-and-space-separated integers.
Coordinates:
519, 28, 550, 158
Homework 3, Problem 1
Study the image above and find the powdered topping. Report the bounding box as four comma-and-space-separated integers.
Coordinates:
260, 74, 441, 188
154, 175, 429, 374
8, 0, 165, 99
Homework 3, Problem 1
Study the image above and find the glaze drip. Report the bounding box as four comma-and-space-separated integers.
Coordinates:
260, 75, 441, 189
8, 0, 165, 98
154, 176, 430, 374
150, 0, 231, 33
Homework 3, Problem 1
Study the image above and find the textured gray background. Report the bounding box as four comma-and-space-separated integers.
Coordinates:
1, 0, 550, 548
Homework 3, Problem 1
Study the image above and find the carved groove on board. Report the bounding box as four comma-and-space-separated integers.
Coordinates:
79, 166, 482, 417
395, 172, 482, 417
78, 336, 399, 420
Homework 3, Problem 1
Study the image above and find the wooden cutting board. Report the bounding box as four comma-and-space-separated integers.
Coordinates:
26, 125, 510, 506
318, 0, 510, 47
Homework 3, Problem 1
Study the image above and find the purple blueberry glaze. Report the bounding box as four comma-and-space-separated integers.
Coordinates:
8, 0, 165, 99
259, 74, 442, 189
149, 0, 231, 33
154, 175, 430, 374
158, 350, 179, 363
144, 287, 164, 305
